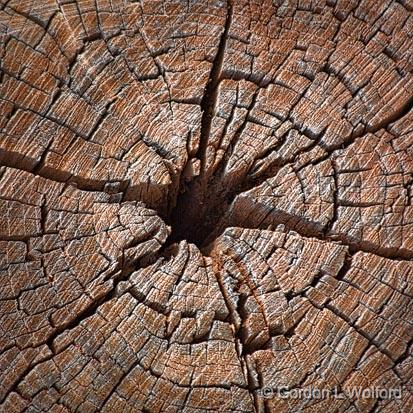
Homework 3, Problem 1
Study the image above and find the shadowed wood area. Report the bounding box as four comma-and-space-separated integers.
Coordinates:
0, 0, 413, 412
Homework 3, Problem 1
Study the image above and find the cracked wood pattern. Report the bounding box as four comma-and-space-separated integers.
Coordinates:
0, 0, 412, 412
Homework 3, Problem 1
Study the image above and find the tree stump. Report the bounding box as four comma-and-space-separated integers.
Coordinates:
0, 0, 412, 412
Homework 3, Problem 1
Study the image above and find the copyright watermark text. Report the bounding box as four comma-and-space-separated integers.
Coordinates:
256, 386, 402, 400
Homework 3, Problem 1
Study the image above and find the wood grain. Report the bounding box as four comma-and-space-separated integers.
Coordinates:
0, 0, 412, 412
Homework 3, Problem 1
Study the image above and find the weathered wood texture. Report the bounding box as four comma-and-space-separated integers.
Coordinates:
0, 0, 412, 412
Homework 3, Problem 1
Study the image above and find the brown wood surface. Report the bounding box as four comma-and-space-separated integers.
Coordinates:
0, 0, 412, 412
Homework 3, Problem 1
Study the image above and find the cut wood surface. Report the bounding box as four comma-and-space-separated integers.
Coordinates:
0, 0, 412, 412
